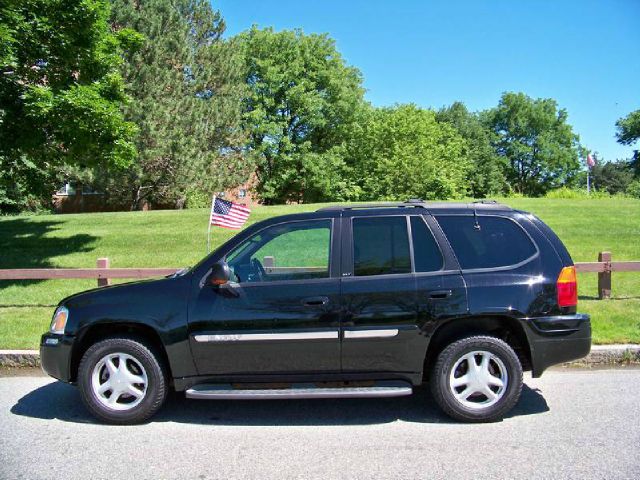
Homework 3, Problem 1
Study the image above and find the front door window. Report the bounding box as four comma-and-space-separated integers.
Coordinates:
226, 220, 331, 283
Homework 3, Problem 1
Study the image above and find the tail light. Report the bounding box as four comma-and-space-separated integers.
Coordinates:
557, 266, 578, 307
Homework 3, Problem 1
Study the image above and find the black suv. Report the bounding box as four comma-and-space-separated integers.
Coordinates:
41, 200, 591, 424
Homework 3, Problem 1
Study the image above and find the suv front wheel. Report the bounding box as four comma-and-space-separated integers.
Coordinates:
78, 337, 168, 424
430, 336, 523, 422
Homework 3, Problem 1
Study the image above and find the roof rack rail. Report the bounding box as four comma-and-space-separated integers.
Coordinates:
316, 201, 423, 212
316, 199, 512, 212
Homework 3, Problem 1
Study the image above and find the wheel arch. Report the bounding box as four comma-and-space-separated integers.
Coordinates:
423, 315, 532, 381
70, 322, 173, 384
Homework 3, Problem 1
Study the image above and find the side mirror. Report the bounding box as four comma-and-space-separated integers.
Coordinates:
209, 261, 231, 286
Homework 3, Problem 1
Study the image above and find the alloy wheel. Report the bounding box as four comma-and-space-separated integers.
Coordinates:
91, 352, 148, 411
448, 350, 508, 410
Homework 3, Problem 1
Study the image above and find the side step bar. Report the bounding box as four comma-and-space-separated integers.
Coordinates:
185, 381, 413, 400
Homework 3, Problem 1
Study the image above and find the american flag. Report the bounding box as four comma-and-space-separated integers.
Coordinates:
210, 197, 250, 229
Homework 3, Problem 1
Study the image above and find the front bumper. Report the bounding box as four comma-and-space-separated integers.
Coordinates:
40, 333, 75, 382
524, 313, 591, 377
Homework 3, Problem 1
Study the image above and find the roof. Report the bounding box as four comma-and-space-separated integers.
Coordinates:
316, 199, 513, 212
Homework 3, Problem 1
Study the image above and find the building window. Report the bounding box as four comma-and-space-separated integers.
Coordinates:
238, 189, 247, 198
56, 183, 76, 196
82, 184, 102, 195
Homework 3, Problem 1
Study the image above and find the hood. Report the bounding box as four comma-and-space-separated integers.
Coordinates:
59, 276, 183, 310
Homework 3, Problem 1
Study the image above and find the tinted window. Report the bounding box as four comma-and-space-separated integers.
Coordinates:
436, 215, 536, 269
226, 220, 331, 282
410, 216, 443, 272
353, 216, 410, 276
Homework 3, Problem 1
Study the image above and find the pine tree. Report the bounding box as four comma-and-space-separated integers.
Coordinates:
107, 0, 250, 209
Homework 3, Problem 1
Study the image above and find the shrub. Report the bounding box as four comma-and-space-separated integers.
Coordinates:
185, 189, 212, 209
545, 187, 586, 199
627, 180, 640, 199
504, 192, 525, 199
545, 187, 614, 199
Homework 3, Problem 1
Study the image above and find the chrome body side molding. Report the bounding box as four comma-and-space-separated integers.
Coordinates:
343, 329, 399, 339
193, 331, 339, 343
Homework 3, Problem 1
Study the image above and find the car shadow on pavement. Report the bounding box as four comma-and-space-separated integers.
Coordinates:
11, 381, 549, 426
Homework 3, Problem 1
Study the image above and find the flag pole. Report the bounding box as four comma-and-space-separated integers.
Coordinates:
207, 194, 216, 254
586, 153, 592, 195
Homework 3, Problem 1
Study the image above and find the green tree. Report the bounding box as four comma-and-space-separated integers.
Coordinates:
346, 104, 471, 201
591, 159, 635, 195
616, 110, 640, 147
486, 92, 581, 196
106, 0, 250, 209
238, 27, 365, 204
0, 0, 139, 212
436, 102, 506, 197
616, 109, 640, 174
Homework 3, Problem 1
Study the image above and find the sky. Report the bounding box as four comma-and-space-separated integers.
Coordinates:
215, 0, 640, 162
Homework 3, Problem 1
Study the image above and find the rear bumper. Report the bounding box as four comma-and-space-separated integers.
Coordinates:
524, 313, 591, 377
40, 333, 74, 383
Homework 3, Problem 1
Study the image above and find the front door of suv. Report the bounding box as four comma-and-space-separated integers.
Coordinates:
188, 218, 342, 376
340, 213, 466, 376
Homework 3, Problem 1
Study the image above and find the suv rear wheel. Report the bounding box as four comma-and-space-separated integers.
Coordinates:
430, 336, 523, 422
78, 337, 168, 424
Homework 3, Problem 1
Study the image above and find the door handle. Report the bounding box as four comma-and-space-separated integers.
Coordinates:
429, 290, 452, 299
302, 296, 330, 307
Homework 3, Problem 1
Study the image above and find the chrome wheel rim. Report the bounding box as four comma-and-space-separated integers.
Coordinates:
91, 353, 148, 411
449, 350, 508, 410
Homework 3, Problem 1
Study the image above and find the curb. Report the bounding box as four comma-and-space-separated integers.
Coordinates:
562, 344, 640, 367
1, 345, 639, 369
0, 350, 40, 368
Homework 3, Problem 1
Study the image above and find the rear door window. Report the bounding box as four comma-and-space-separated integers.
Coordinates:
436, 215, 537, 270
353, 216, 411, 276
410, 216, 443, 272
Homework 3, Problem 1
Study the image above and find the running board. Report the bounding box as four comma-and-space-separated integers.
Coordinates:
185, 381, 413, 400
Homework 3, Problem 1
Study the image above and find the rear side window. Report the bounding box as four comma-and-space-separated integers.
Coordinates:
436, 215, 537, 270
353, 216, 411, 276
410, 216, 443, 272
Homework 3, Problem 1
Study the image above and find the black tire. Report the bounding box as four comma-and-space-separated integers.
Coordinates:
429, 335, 523, 422
78, 337, 168, 425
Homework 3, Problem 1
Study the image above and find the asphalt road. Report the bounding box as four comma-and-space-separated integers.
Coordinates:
1, 369, 638, 480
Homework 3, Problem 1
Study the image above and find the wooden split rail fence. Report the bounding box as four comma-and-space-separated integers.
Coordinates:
1, 252, 639, 300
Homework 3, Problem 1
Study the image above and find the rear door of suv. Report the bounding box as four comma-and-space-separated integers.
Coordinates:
339, 211, 467, 375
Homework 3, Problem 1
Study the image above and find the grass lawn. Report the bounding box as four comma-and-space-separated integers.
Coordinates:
1, 198, 639, 349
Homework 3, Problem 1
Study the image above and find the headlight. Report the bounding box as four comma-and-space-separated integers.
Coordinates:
50, 306, 69, 334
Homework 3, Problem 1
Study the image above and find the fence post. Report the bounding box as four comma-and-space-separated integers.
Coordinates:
263, 256, 274, 274
263, 256, 274, 268
598, 251, 611, 299
97, 257, 110, 287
